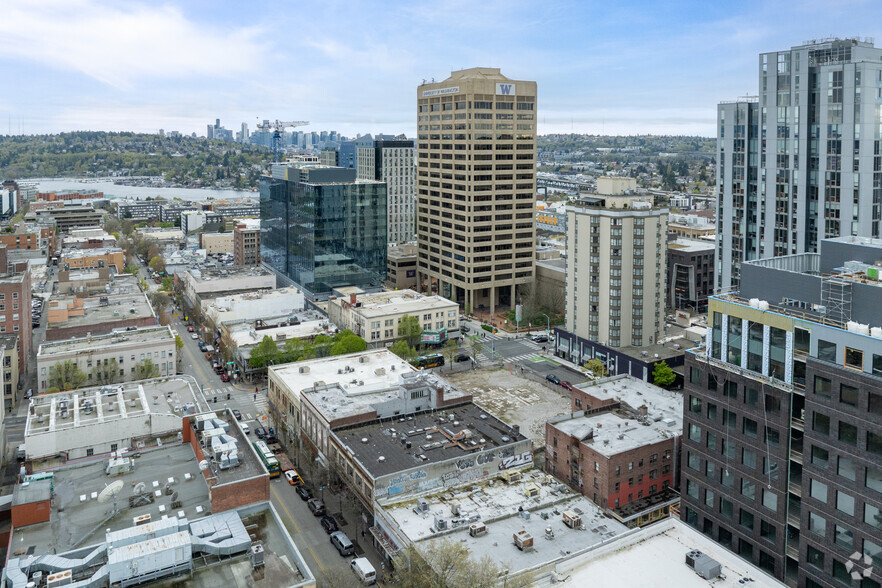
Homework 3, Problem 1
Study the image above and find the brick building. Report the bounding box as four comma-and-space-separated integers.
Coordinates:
233, 220, 260, 266
0, 270, 31, 370
546, 375, 682, 528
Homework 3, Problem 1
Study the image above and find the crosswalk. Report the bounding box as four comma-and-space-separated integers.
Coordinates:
204, 385, 269, 422
470, 334, 548, 363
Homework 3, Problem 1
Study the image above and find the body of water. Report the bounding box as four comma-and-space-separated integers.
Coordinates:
27, 178, 257, 203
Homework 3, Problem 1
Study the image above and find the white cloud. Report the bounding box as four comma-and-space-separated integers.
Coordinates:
0, 0, 267, 89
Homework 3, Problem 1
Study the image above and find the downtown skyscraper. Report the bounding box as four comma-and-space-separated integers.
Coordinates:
416, 68, 537, 313
716, 38, 882, 291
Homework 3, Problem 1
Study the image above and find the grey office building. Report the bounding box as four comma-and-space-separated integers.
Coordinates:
717, 38, 882, 291
681, 236, 882, 587
259, 164, 387, 299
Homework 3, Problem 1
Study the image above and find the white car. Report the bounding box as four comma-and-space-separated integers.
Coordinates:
240, 422, 250, 435
191, 333, 199, 340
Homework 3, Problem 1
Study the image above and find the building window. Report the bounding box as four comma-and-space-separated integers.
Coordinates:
739, 509, 754, 531
762, 489, 777, 512
686, 479, 699, 499
839, 421, 858, 445
720, 498, 733, 518
760, 519, 776, 542
689, 367, 702, 384
688, 423, 701, 442
741, 479, 756, 500
840, 383, 859, 407
813, 412, 830, 435
814, 375, 832, 398
838, 456, 857, 481
743, 417, 758, 438
832, 559, 851, 584
818, 339, 837, 362
810, 479, 828, 503
866, 504, 882, 530
870, 392, 882, 415
705, 488, 715, 508
809, 511, 827, 536
865, 539, 882, 567
811, 445, 829, 468
867, 466, 882, 494
868, 432, 882, 457
86, 448, 94, 457
836, 491, 855, 516
807, 544, 825, 569
844, 347, 863, 369
834, 525, 853, 549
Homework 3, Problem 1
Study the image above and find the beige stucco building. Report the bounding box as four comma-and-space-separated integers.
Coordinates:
416, 68, 537, 313
565, 178, 668, 348
200, 232, 234, 255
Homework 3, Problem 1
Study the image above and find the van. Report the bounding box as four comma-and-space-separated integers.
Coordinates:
350, 557, 377, 585
16, 445, 26, 460
330, 531, 354, 556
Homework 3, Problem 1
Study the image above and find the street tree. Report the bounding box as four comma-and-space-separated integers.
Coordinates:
329, 330, 367, 356
584, 358, 606, 378
393, 539, 533, 588
48, 360, 87, 391
92, 358, 120, 385
248, 335, 279, 369
398, 314, 423, 348
133, 359, 160, 380
389, 339, 415, 361
442, 338, 459, 371
148, 255, 166, 274
174, 335, 184, 369
470, 339, 483, 365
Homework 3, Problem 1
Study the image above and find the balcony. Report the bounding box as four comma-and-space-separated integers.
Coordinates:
791, 416, 805, 431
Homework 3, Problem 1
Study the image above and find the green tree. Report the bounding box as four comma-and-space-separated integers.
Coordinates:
329, 330, 367, 356
398, 314, 423, 348
160, 276, 173, 291
248, 335, 280, 369
174, 334, 184, 367
133, 359, 160, 380
312, 334, 333, 357
48, 360, 87, 391
584, 358, 607, 378
92, 358, 120, 385
442, 338, 459, 370
470, 339, 483, 365
389, 339, 415, 361
652, 360, 676, 388
393, 538, 533, 588
148, 255, 165, 274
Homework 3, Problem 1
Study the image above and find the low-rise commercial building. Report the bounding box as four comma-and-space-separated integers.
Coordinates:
181, 210, 223, 234
116, 199, 163, 220
327, 289, 458, 346
61, 227, 117, 249
37, 325, 177, 391
45, 292, 156, 341
386, 242, 418, 290
60, 246, 125, 273
177, 266, 276, 312
204, 286, 305, 328
546, 375, 682, 528
160, 201, 200, 222
200, 232, 234, 254
135, 227, 185, 243
28, 203, 103, 233
668, 212, 716, 240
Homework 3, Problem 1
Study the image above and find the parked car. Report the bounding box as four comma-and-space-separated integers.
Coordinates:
191, 333, 199, 340
559, 381, 573, 390
532, 334, 548, 343
330, 531, 354, 556
240, 422, 250, 435
198, 342, 207, 352
232, 409, 241, 421
455, 353, 471, 362
546, 373, 560, 385
460, 324, 470, 333
307, 498, 326, 516
320, 515, 338, 533
255, 426, 267, 439
285, 469, 304, 486
187, 326, 195, 333
295, 485, 312, 501
351, 558, 377, 585
221, 373, 230, 382
24, 389, 33, 400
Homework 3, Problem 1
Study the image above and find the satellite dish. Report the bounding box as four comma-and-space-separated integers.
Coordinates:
98, 480, 125, 504
199, 460, 210, 471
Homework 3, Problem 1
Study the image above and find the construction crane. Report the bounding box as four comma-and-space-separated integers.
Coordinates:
255, 120, 309, 161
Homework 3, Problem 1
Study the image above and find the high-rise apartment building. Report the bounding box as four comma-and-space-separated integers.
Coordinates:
681, 236, 882, 586
717, 38, 882, 291
416, 68, 537, 312
356, 134, 417, 244
260, 163, 387, 298
564, 178, 667, 349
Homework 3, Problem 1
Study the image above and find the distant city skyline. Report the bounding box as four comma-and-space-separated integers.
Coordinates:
1, 1, 879, 137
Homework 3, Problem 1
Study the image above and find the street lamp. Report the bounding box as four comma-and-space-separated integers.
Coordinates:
538, 312, 550, 334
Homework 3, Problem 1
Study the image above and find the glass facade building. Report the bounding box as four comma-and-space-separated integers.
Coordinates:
260, 164, 387, 298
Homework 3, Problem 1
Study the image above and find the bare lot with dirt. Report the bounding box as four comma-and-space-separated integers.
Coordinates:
445, 366, 570, 446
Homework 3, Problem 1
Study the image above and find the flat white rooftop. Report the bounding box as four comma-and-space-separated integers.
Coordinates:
271, 349, 415, 398
668, 237, 715, 253
60, 247, 123, 259
574, 375, 683, 420
38, 325, 174, 357
340, 290, 456, 318
552, 410, 680, 456
228, 318, 330, 348
559, 517, 783, 587
390, 469, 629, 576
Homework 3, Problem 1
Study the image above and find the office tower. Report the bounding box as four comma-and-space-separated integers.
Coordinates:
416, 68, 537, 312
260, 163, 387, 298
717, 38, 882, 291
356, 134, 417, 245
564, 178, 667, 349
680, 236, 882, 586
240, 122, 249, 143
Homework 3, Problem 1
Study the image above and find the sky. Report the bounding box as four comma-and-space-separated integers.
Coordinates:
1, 0, 880, 138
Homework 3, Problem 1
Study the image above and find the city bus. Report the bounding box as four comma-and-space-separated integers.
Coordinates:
411, 353, 445, 369
252, 440, 281, 478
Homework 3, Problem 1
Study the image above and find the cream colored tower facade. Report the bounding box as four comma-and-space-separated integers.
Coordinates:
565, 178, 668, 348
416, 68, 537, 313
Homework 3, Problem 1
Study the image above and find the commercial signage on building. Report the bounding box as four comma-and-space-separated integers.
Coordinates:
421, 86, 460, 97
496, 83, 516, 96
420, 328, 447, 344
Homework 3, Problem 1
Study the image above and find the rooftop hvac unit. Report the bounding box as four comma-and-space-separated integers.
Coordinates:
434, 516, 447, 531
513, 530, 533, 550
685, 550, 722, 580
46, 569, 72, 588
250, 542, 265, 568
416, 498, 430, 513
299, 366, 309, 374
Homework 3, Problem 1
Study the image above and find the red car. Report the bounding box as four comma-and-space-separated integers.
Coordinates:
559, 381, 574, 390
221, 373, 230, 382
187, 326, 195, 333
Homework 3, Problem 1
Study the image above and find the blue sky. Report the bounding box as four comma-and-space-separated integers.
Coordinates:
1, 0, 880, 137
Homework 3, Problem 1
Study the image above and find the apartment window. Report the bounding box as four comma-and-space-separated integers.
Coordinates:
760, 520, 776, 542
854, 432, 882, 463
813, 411, 830, 435
867, 466, 882, 493
832, 560, 851, 585
865, 539, 882, 567
844, 347, 863, 369
705, 461, 716, 480
721, 469, 735, 489
706, 432, 716, 451
834, 525, 853, 549
866, 504, 882, 530
874, 354, 882, 377
688, 423, 701, 442
811, 445, 829, 468
810, 479, 828, 503
705, 488, 715, 508
809, 511, 827, 536
838, 456, 857, 481
86, 448, 94, 457
818, 339, 837, 361
742, 479, 756, 500
813, 375, 832, 398
687, 453, 700, 471
686, 479, 699, 499
839, 421, 858, 445
836, 491, 855, 516
720, 498, 733, 518
807, 545, 825, 569
743, 417, 758, 438
739, 509, 754, 531
762, 489, 777, 512
742, 448, 757, 469
689, 367, 702, 384
744, 387, 758, 407
840, 383, 859, 407
706, 402, 717, 421
765, 427, 780, 446
870, 392, 882, 415
724, 381, 738, 399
